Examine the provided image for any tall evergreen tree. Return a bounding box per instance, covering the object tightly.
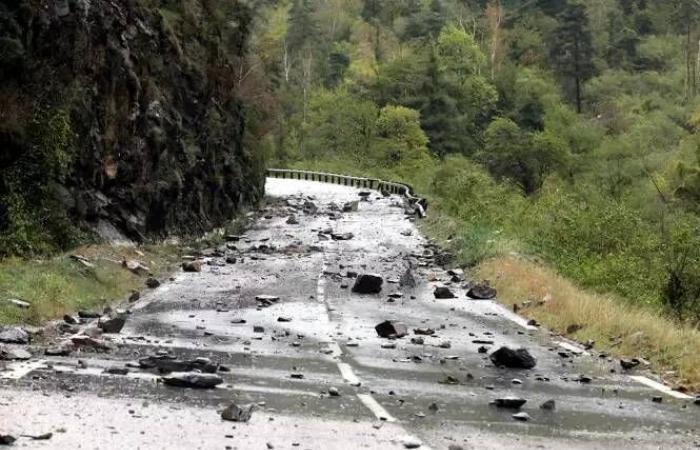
[549,3,596,113]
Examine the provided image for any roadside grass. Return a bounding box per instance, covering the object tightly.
[0,244,180,325]
[476,255,700,392]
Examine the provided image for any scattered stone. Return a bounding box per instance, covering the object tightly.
[162,373,223,389]
[104,367,129,375]
[45,343,73,356]
[527,319,540,327]
[652,396,663,403]
[230,318,246,324]
[25,432,52,441]
[2,298,30,309]
[286,215,299,225]
[433,286,456,299]
[399,268,416,288]
[123,260,150,276]
[0,435,16,445]
[477,346,489,354]
[328,387,340,397]
[146,277,160,288]
[128,291,141,303]
[182,260,203,272]
[343,201,359,212]
[381,342,397,349]
[540,400,556,410]
[70,254,94,268]
[253,326,265,333]
[99,315,127,334]
[70,336,113,351]
[448,268,465,282]
[221,403,255,422]
[290,373,304,379]
[467,282,497,300]
[511,378,523,385]
[63,314,79,324]
[413,328,435,336]
[139,355,217,373]
[575,375,593,383]
[490,347,537,369]
[225,256,237,264]
[620,359,641,370]
[694,396,700,405]
[0,346,31,360]
[375,320,408,338]
[403,438,422,449]
[448,445,465,450]
[277,317,292,323]
[411,337,425,345]
[352,274,383,294]
[493,397,527,409]
[331,232,354,241]
[78,310,101,319]
[512,412,531,421]
[0,327,29,344]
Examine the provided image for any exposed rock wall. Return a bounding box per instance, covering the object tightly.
[0,0,265,254]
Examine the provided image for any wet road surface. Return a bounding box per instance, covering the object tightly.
[1,178,699,449]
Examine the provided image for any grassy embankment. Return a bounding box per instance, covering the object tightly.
[283,158,700,392]
[0,212,253,326]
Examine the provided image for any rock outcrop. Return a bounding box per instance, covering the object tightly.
[0,0,265,254]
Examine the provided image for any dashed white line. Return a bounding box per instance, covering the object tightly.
[629,375,693,399]
[356,394,396,422]
[336,362,361,386]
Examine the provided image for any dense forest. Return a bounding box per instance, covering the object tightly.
[246,0,700,322]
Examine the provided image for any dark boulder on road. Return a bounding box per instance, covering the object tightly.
[221,403,255,422]
[490,346,537,369]
[182,260,202,272]
[139,355,218,374]
[467,282,497,300]
[493,397,527,409]
[375,320,408,339]
[352,274,383,294]
[162,373,223,389]
[0,435,16,445]
[99,315,126,334]
[434,286,456,299]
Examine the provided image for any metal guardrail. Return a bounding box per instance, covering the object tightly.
[266,168,428,218]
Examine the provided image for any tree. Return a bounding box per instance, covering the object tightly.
[478,118,568,194]
[374,105,430,166]
[549,3,597,113]
[436,24,485,82]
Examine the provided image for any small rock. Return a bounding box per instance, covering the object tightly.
[78,310,101,319]
[104,367,129,375]
[343,201,359,212]
[352,274,383,294]
[45,343,73,356]
[490,346,537,369]
[413,328,435,336]
[493,397,527,409]
[652,396,663,403]
[182,260,203,272]
[467,281,497,300]
[540,400,556,410]
[277,317,292,323]
[253,326,265,333]
[375,320,408,338]
[286,216,299,225]
[477,346,489,354]
[0,435,16,445]
[221,403,255,422]
[99,315,126,334]
[328,387,340,397]
[620,358,641,370]
[433,286,456,299]
[63,314,79,324]
[146,277,160,288]
[448,445,465,450]
[411,337,425,345]
[512,412,531,421]
[123,260,150,276]
[71,336,113,351]
[403,438,422,449]
[225,256,237,264]
[162,373,223,389]
[331,232,354,241]
[128,291,141,303]
[26,432,52,441]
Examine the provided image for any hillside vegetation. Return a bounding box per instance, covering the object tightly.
[250,0,700,388]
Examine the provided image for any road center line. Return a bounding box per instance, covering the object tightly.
[356,393,396,422]
[336,362,361,386]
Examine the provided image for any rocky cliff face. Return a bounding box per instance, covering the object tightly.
[0,0,265,254]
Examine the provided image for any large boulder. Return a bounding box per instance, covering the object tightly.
[490,347,537,369]
[352,274,383,294]
[375,320,408,339]
[434,286,456,299]
[467,282,497,300]
[0,327,29,344]
[99,315,127,334]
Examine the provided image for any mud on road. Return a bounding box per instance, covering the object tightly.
[1,178,699,449]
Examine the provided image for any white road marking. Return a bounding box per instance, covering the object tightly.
[356,394,396,422]
[629,375,694,399]
[483,301,539,331]
[555,340,589,355]
[336,362,361,386]
[0,360,45,380]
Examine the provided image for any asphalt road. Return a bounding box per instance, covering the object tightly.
[1,178,698,449]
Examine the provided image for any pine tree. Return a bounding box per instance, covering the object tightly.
[549,3,596,113]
